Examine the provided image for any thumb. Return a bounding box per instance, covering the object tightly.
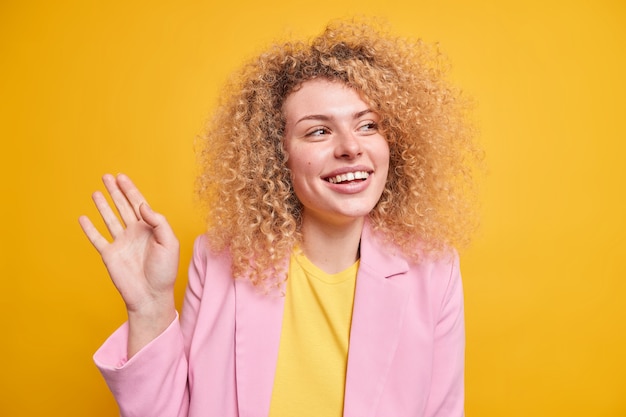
[138,203,177,245]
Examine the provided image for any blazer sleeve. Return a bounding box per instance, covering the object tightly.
[92,235,210,417]
[423,253,465,417]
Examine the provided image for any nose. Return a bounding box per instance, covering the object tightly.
[334,131,362,159]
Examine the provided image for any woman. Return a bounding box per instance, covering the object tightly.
[79,19,479,417]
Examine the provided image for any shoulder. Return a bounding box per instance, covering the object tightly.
[188,233,234,289]
[192,233,232,265]
[361,221,459,279]
[403,249,463,323]
[409,248,459,280]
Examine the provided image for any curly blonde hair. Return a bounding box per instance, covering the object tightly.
[196,18,481,287]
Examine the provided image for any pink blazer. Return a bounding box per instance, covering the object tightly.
[94,223,465,416]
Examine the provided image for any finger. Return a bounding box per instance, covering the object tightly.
[92,190,125,238]
[78,215,110,252]
[102,173,139,226]
[139,203,177,247]
[115,174,151,220]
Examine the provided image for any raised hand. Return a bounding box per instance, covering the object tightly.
[79,174,179,356]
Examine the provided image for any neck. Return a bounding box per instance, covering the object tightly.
[299,214,365,274]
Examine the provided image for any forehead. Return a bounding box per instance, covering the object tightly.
[282,79,369,119]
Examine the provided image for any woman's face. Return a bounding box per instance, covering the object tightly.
[282,78,390,227]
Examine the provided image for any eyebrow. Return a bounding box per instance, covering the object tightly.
[295,109,375,125]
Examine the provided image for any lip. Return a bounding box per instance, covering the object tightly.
[325,175,372,194]
[322,165,374,194]
[322,165,373,180]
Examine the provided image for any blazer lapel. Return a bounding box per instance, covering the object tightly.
[232,223,410,417]
[234,276,286,417]
[343,223,410,417]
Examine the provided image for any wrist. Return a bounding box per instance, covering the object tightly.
[127,297,176,328]
[126,297,177,358]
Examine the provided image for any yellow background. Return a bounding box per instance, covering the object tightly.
[1,0,625,415]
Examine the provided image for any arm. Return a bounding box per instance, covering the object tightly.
[180,234,210,356]
[424,253,466,417]
[94,316,189,417]
[82,174,190,416]
[79,173,178,356]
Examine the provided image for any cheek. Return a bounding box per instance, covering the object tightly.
[284,139,300,167]
[375,140,391,170]
[377,145,391,188]
[286,146,316,176]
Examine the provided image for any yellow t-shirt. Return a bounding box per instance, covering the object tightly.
[269,251,359,417]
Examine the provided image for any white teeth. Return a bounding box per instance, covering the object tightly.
[328,171,370,184]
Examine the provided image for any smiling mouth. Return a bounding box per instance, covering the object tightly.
[325,171,371,184]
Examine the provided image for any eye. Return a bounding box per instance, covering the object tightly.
[306,127,331,137]
[357,121,378,134]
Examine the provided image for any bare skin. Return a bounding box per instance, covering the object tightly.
[79,173,178,358]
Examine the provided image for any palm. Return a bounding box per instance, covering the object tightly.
[79,174,179,313]
[102,220,178,310]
